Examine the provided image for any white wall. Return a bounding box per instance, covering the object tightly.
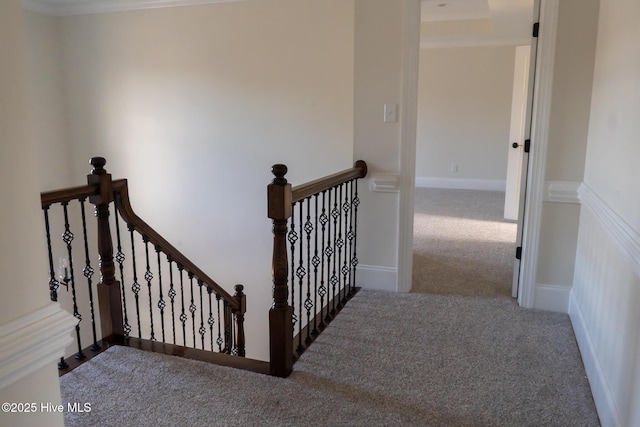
[570,0,640,425]
[0,1,68,426]
[53,0,354,361]
[353,0,405,290]
[533,0,599,312]
[415,46,515,190]
[23,11,73,190]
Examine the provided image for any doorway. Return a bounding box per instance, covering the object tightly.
[410,0,535,298]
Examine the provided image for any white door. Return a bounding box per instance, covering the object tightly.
[504,45,531,221]
[512,0,541,298]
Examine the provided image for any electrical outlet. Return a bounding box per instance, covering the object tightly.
[450,163,458,173]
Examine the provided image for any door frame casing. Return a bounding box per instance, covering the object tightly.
[397,0,560,309]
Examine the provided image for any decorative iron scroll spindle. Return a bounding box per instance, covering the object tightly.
[62,202,85,361]
[179,266,187,346]
[79,199,100,351]
[114,210,131,337]
[156,246,166,342]
[43,207,60,303]
[129,225,142,338]
[168,258,177,344]
[268,161,367,376]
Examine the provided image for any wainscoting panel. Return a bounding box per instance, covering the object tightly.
[570,185,640,427]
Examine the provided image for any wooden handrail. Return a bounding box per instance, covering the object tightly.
[41,184,99,208]
[111,179,237,305]
[291,160,368,203]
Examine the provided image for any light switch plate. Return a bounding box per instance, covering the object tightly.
[384,103,397,123]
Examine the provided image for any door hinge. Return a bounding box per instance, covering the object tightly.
[533,22,539,38]
[524,139,531,153]
[516,246,522,260]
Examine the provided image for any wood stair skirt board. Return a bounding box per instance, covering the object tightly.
[415,177,506,192]
[0,303,76,389]
[355,265,398,292]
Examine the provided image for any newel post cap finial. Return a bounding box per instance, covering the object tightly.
[271,164,288,185]
[90,157,107,175]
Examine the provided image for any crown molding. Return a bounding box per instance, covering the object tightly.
[22,0,247,16]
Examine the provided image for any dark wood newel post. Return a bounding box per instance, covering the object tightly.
[87,157,124,342]
[233,284,246,357]
[268,164,293,377]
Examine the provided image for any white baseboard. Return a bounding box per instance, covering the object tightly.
[569,293,622,427]
[0,303,77,389]
[355,265,398,292]
[533,284,571,313]
[415,176,506,191]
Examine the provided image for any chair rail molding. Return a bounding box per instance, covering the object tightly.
[544,181,582,204]
[0,303,76,389]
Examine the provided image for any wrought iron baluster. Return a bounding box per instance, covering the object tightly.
[311,194,320,337]
[155,246,166,342]
[167,257,177,344]
[79,199,99,351]
[318,191,328,328]
[346,180,355,299]
[335,184,345,310]
[304,198,313,345]
[325,188,335,322]
[114,211,131,337]
[330,187,340,317]
[216,294,223,352]
[231,312,237,356]
[143,236,155,341]
[61,202,85,360]
[43,207,60,302]
[296,202,305,353]
[223,300,232,354]
[207,288,215,351]
[128,226,142,338]
[287,205,298,332]
[178,265,187,346]
[188,273,196,348]
[351,179,361,294]
[341,182,351,304]
[198,281,205,349]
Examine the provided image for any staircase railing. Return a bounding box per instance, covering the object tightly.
[268,161,368,377]
[41,157,367,378]
[41,157,255,374]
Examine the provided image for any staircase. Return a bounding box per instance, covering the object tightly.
[40,157,367,378]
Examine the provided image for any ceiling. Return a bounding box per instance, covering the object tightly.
[421,0,534,48]
[22,0,534,48]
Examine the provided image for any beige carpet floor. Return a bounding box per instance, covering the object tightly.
[60,291,600,427]
[412,188,517,297]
